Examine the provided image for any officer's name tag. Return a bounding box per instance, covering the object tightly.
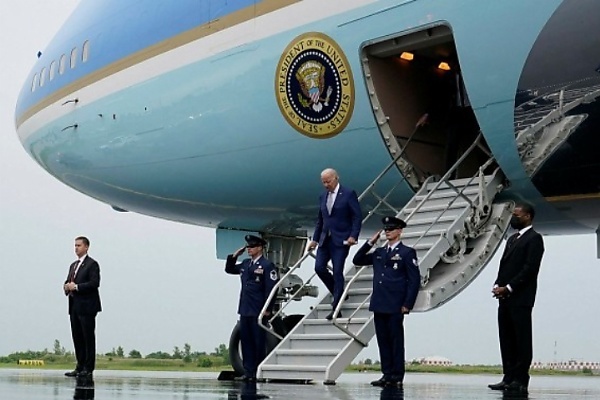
[391,254,401,260]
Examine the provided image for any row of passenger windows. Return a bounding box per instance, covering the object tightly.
[31,40,90,92]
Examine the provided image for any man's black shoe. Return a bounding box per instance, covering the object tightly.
[370,376,390,387]
[385,381,403,388]
[488,381,509,390]
[64,370,80,377]
[234,375,256,382]
[325,310,342,320]
[386,375,403,387]
[504,381,528,394]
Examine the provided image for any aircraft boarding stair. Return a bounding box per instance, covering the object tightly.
[258,145,514,383]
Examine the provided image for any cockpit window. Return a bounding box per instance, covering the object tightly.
[49,61,56,81]
[59,54,67,75]
[70,47,78,69]
[40,67,46,87]
[31,74,38,92]
[82,40,90,63]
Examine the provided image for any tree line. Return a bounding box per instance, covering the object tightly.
[0,340,230,368]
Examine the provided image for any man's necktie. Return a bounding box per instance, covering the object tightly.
[326,192,334,214]
[507,233,520,248]
[71,261,81,281]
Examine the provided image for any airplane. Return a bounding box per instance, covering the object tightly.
[14,0,600,382]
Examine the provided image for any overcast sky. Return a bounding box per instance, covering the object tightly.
[1,1,599,366]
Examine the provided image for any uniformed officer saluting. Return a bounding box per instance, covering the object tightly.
[353,216,420,388]
[225,235,279,382]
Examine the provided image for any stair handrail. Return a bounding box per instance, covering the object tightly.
[357,119,427,227]
[402,132,483,224]
[332,264,373,346]
[258,250,317,340]
[332,133,490,339]
[408,157,496,253]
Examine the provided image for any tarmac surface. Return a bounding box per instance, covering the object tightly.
[1,368,599,399]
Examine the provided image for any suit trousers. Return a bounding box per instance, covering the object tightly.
[70,312,97,372]
[498,303,533,385]
[314,237,350,309]
[239,316,266,378]
[374,312,406,380]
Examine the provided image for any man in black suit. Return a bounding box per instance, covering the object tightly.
[489,203,544,394]
[63,236,102,379]
[308,168,362,320]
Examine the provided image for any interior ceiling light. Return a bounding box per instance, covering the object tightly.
[400,52,414,61]
[438,62,451,71]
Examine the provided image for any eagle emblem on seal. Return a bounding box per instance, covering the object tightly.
[295,61,333,113]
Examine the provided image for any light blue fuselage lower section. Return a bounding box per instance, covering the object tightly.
[18,0,581,235]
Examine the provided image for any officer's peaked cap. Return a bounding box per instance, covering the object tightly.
[245,234,267,247]
[382,216,406,229]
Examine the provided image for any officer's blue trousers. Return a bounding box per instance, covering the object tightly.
[374,312,405,380]
[240,316,265,378]
[314,237,350,309]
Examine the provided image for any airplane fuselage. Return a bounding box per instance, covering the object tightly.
[15,0,600,246]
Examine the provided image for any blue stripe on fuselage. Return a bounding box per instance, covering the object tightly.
[16,0,261,119]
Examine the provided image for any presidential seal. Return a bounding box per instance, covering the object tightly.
[275,32,355,138]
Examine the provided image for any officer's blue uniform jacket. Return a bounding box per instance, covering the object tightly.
[225,255,279,317]
[353,241,420,313]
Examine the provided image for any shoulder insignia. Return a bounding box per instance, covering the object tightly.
[270,270,278,281]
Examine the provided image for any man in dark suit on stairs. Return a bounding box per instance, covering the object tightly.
[489,203,545,395]
[63,236,102,379]
[308,168,362,320]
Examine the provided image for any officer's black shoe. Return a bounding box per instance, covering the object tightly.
[234,375,256,382]
[386,376,403,387]
[370,376,390,387]
[504,381,528,394]
[325,310,342,320]
[488,381,510,390]
[64,370,80,377]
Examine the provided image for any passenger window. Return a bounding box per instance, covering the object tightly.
[82,40,89,62]
[49,61,56,81]
[59,54,67,75]
[40,67,46,87]
[31,74,38,92]
[70,47,78,69]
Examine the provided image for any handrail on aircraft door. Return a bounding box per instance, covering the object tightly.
[358,117,427,226]
[258,250,320,340]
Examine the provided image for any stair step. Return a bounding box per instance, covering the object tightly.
[425,177,491,189]
[261,364,327,371]
[415,187,478,201]
[275,349,339,356]
[403,228,446,236]
[404,201,470,214]
[314,302,368,310]
[403,215,457,226]
[302,317,369,325]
